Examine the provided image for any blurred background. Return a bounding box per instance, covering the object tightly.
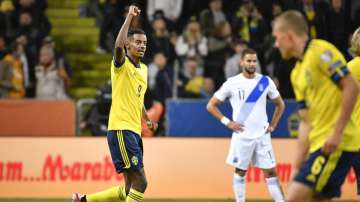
[0,0,359,201]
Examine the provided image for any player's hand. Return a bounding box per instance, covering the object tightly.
[322,133,341,155]
[227,121,244,132]
[146,120,158,132]
[265,125,275,133]
[128,5,141,17]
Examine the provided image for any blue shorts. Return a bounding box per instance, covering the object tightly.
[353,151,360,195]
[294,149,355,198]
[107,130,144,173]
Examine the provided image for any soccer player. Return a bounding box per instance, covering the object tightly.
[72,5,157,202]
[272,10,360,202]
[347,27,360,196]
[207,48,286,202]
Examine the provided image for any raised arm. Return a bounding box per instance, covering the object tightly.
[114,5,141,65]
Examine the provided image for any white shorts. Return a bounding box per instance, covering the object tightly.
[226,133,276,170]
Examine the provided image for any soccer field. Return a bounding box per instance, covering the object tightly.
[0,200,357,202]
[0,200,262,202]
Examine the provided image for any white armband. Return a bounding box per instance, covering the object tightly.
[220,116,231,126]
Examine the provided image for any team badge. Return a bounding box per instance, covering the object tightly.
[320,51,333,63]
[259,84,264,91]
[131,156,139,165]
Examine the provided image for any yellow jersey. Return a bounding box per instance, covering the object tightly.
[348,56,360,126]
[108,56,148,135]
[291,39,360,153]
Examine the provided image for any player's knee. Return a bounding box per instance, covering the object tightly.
[263,168,276,178]
[285,194,302,202]
[133,175,147,192]
[235,168,247,177]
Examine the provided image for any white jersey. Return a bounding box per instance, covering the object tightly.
[214,73,280,139]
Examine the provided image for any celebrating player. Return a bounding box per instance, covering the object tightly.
[72,5,156,202]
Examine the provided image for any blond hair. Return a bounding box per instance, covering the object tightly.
[274,10,309,35]
[351,27,360,56]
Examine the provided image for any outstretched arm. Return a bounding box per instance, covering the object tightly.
[113,5,140,65]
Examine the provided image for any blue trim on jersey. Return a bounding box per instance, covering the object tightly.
[297,100,307,109]
[330,66,349,83]
[236,76,269,124]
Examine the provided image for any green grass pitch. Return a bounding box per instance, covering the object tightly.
[0,200,264,202]
[0,200,357,202]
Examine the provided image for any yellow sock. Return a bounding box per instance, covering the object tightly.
[125,188,144,202]
[87,185,126,202]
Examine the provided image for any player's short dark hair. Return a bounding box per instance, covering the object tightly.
[128,28,146,38]
[241,48,257,59]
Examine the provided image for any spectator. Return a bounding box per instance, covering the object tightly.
[231,1,268,48]
[147,0,183,24]
[0,0,15,40]
[95,0,119,53]
[179,57,204,98]
[200,77,215,98]
[224,38,261,79]
[175,16,207,67]
[13,11,45,56]
[148,52,166,91]
[325,0,352,57]
[12,0,50,36]
[154,52,173,104]
[0,42,25,98]
[199,0,227,37]
[35,46,67,100]
[42,36,72,88]
[147,16,176,63]
[204,21,232,89]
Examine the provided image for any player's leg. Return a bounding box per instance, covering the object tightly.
[262,168,284,202]
[124,168,147,202]
[353,151,360,195]
[254,133,284,202]
[119,130,146,202]
[286,181,313,202]
[288,149,354,202]
[233,168,247,202]
[226,135,256,202]
[72,130,128,202]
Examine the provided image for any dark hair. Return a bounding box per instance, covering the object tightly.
[241,48,257,58]
[128,28,146,38]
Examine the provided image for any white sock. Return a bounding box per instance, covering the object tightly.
[265,177,284,202]
[233,173,246,202]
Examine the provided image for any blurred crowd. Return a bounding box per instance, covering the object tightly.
[82,0,360,103]
[1,0,360,135]
[0,0,72,99]
[79,0,360,136]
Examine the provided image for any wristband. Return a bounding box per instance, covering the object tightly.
[220,116,231,126]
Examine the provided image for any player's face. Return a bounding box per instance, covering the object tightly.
[128,34,147,58]
[241,53,257,74]
[272,24,293,59]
